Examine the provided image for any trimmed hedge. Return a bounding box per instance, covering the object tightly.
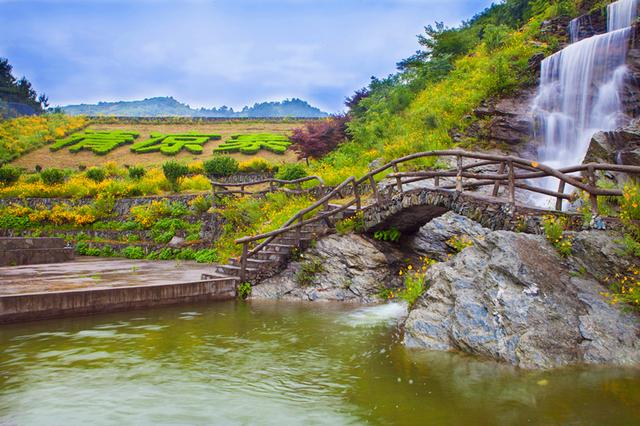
[131,133,221,156]
[50,130,139,155]
[213,133,291,155]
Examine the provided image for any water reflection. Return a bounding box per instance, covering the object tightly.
[0,300,638,425]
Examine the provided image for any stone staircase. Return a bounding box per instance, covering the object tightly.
[0,237,74,267]
[202,206,357,283]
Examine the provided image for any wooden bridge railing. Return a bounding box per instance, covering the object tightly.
[210,175,325,206]
[234,150,640,281]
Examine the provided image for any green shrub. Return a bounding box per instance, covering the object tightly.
[446,235,473,253]
[335,211,365,235]
[203,156,239,177]
[189,195,211,215]
[237,282,252,300]
[40,168,66,185]
[374,227,401,242]
[85,167,106,182]
[0,166,21,185]
[121,245,145,259]
[194,248,218,263]
[175,248,196,260]
[153,230,175,244]
[295,258,324,286]
[275,163,307,181]
[162,161,189,192]
[542,215,572,257]
[128,166,146,180]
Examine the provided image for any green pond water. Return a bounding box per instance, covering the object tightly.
[1,300,639,425]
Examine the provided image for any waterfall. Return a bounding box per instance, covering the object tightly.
[569,18,580,43]
[609,0,638,30]
[532,0,638,176]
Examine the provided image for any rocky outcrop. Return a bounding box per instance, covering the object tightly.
[404,218,640,369]
[467,88,538,157]
[408,211,490,261]
[251,234,403,303]
[584,120,640,167]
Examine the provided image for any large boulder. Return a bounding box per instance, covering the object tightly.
[251,234,403,303]
[408,211,490,261]
[404,228,640,369]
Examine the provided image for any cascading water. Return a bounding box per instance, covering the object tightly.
[531,0,638,204]
[609,0,638,30]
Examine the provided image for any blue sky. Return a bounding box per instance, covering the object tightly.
[0,0,494,112]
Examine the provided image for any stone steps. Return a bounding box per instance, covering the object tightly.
[0,238,74,267]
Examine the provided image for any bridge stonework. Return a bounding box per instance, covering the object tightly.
[362,187,584,234]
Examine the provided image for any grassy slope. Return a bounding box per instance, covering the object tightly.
[310,5,574,185]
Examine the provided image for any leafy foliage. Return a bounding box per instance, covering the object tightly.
[128,166,145,180]
[289,115,348,159]
[237,282,252,300]
[162,161,189,192]
[203,156,239,177]
[374,228,401,242]
[275,163,307,181]
[85,167,106,183]
[40,168,66,185]
[0,165,21,185]
[542,215,572,257]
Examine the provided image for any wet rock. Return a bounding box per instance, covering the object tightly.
[584,121,640,167]
[251,234,403,303]
[404,229,640,369]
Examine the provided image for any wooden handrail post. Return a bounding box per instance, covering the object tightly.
[456,155,463,192]
[211,183,217,209]
[434,175,440,188]
[507,160,515,212]
[392,163,403,193]
[352,180,361,211]
[587,165,598,215]
[240,242,248,283]
[295,216,303,243]
[492,162,505,197]
[555,180,566,211]
[369,174,381,204]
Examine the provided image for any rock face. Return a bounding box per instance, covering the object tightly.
[404,221,640,369]
[251,234,403,303]
[584,120,640,167]
[470,87,538,157]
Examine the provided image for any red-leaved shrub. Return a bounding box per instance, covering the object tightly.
[290,114,349,159]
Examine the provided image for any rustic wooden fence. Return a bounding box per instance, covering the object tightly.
[233,150,640,281]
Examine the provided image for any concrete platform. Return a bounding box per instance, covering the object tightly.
[0,257,236,323]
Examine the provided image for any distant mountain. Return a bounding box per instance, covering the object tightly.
[60,97,329,118]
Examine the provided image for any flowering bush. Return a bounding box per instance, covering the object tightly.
[0,114,88,164]
[383,257,437,306]
[601,266,640,312]
[542,215,572,257]
[446,234,473,253]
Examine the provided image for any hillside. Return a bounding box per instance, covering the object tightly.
[61,97,329,118]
